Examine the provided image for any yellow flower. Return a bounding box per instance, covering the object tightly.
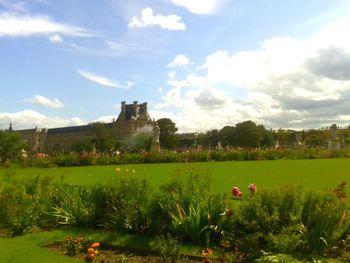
[115,168,121,173]
[125,169,129,173]
[94,250,99,255]
[132,169,136,173]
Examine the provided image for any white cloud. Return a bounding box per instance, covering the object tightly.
[128,7,186,31]
[0,0,27,13]
[168,54,190,68]
[24,95,65,108]
[0,110,85,130]
[168,70,176,79]
[153,16,350,132]
[77,70,133,89]
[169,0,224,15]
[49,34,63,43]
[0,12,92,38]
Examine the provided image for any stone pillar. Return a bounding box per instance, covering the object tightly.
[328,124,341,150]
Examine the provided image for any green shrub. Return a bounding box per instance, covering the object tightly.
[0,175,55,236]
[54,154,80,167]
[301,190,350,254]
[255,252,299,263]
[51,185,97,227]
[105,174,153,234]
[150,233,183,263]
[226,186,350,258]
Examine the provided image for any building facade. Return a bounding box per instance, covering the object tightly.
[15,101,159,154]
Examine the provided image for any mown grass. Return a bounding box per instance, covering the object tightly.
[0,228,201,263]
[1,158,350,196]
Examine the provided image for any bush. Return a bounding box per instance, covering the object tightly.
[54,154,80,167]
[51,185,97,227]
[226,186,350,258]
[105,174,154,234]
[0,175,55,236]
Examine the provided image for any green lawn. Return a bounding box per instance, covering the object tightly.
[1,158,350,196]
[0,228,202,263]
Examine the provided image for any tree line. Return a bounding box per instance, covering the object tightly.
[1,119,350,164]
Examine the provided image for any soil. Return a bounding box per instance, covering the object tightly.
[44,242,203,263]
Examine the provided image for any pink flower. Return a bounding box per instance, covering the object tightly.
[248,183,257,193]
[231,187,243,198]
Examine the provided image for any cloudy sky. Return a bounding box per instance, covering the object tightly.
[1,0,350,132]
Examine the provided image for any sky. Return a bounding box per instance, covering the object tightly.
[1,0,350,132]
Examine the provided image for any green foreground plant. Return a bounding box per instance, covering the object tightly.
[1,168,350,261]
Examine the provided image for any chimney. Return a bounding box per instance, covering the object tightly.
[121,101,126,114]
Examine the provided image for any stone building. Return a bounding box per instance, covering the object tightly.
[15,101,158,154]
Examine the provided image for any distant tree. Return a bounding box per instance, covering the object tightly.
[197,129,220,148]
[304,130,328,147]
[0,130,26,164]
[219,126,235,146]
[275,129,296,146]
[233,121,263,147]
[157,118,178,149]
[258,125,274,147]
[72,140,94,153]
[125,132,152,152]
[88,122,115,152]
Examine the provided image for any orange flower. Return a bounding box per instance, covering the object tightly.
[89,253,95,258]
[91,242,100,248]
[87,247,94,253]
[202,248,213,257]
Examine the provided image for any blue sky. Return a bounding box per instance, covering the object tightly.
[1,0,350,132]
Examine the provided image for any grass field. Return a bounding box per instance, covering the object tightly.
[1,158,350,196]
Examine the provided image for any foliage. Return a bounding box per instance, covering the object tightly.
[300,189,350,254]
[88,122,116,152]
[255,252,299,263]
[0,130,26,165]
[227,186,350,259]
[234,120,264,147]
[157,118,178,149]
[1,165,350,261]
[150,233,183,263]
[105,174,154,234]
[0,175,55,236]
[52,186,97,227]
[64,236,86,256]
[124,132,152,152]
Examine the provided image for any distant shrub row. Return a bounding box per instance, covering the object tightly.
[16,148,350,167]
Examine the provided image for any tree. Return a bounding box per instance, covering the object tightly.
[275,129,296,146]
[88,123,115,152]
[304,130,328,147]
[219,126,235,146]
[125,132,152,152]
[0,130,26,164]
[233,121,263,147]
[157,118,178,149]
[72,140,94,153]
[258,125,274,147]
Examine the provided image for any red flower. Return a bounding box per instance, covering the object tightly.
[231,187,243,198]
[248,183,257,193]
